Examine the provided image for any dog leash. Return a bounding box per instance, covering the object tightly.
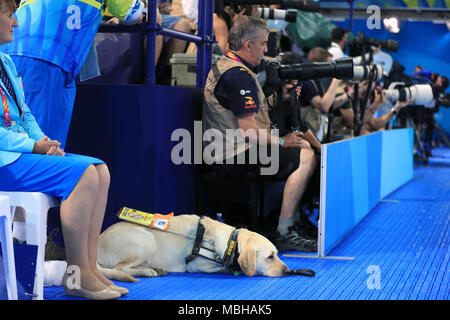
[285,269,316,277]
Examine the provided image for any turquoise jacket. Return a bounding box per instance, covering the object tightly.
[0,52,45,168]
[1,0,144,78]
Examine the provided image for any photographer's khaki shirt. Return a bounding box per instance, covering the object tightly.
[203,55,271,163]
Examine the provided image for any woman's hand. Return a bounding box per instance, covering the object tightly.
[46,145,65,156]
[32,136,65,156]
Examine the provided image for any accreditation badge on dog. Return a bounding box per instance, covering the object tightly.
[117,207,173,231]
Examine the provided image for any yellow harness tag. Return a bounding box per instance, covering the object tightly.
[117,207,173,231]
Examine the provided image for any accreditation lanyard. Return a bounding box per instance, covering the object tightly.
[1,86,24,128]
[225,51,244,64]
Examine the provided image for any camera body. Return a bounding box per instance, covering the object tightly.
[438,92,450,107]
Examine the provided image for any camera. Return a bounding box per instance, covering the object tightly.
[383,82,437,107]
[255,7,297,22]
[265,57,383,88]
[353,31,399,52]
[214,0,321,13]
[438,92,450,107]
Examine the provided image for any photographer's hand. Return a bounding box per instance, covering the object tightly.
[372,45,382,54]
[394,98,414,110]
[281,132,310,149]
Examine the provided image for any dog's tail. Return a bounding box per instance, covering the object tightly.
[97,262,139,283]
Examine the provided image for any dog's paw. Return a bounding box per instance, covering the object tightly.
[153,268,167,276]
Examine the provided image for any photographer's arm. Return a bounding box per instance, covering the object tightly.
[363,89,383,130]
[237,113,308,148]
[332,93,349,110]
[237,113,277,145]
[213,13,229,53]
[302,129,321,153]
[311,78,342,113]
[340,107,355,128]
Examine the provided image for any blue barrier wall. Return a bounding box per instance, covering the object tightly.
[319,128,414,256]
[66,84,203,230]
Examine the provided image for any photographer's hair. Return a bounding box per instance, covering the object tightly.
[228,16,268,51]
[0,0,17,12]
[331,27,347,43]
[307,47,332,63]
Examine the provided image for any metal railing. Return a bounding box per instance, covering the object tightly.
[98,0,215,88]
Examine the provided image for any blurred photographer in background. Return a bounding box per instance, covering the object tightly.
[298,47,343,142]
[157,1,193,62]
[361,88,413,136]
[328,26,381,64]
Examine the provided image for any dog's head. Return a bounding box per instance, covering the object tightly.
[237,229,289,277]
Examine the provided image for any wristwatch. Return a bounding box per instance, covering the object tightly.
[278,137,285,146]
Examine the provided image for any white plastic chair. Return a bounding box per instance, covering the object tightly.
[0,192,59,300]
[0,195,18,300]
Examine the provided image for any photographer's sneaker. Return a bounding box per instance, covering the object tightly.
[296,217,318,240]
[275,226,317,253]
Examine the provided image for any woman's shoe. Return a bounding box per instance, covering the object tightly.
[62,273,121,300]
[108,285,129,295]
[63,286,121,300]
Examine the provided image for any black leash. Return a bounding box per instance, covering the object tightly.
[285,269,316,277]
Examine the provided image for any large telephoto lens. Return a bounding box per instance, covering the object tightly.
[278,57,354,81]
[353,64,383,81]
[384,83,434,106]
[256,8,297,22]
[220,0,320,11]
[356,32,399,52]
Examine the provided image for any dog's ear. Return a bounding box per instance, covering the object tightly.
[238,243,257,277]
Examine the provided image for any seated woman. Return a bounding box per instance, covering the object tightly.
[0,0,126,300]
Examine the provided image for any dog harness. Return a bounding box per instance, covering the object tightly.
[185,217,242,275]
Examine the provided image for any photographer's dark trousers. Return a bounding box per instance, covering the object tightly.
[212,144,321,205]
[212,145,300,180]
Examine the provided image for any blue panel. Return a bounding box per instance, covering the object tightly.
[323,129,413,255]
[66,85,203,230]
[380,129,414,198]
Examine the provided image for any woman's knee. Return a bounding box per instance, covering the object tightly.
[79,164,100,195]
[94,164,111,190]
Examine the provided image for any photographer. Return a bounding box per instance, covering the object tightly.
[298,47,343,142]
[267,52,322,152]
[328,26,381,64]
[202,16,317,252]
[361,88,413,136]
[157,1,193,63]
[399,70,449,156]
[328,83,355,140]
[267,51,322,239]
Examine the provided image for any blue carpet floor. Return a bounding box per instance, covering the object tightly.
[44,148,450,300]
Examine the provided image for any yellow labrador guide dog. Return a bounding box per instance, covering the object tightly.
[97,207,290,281]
